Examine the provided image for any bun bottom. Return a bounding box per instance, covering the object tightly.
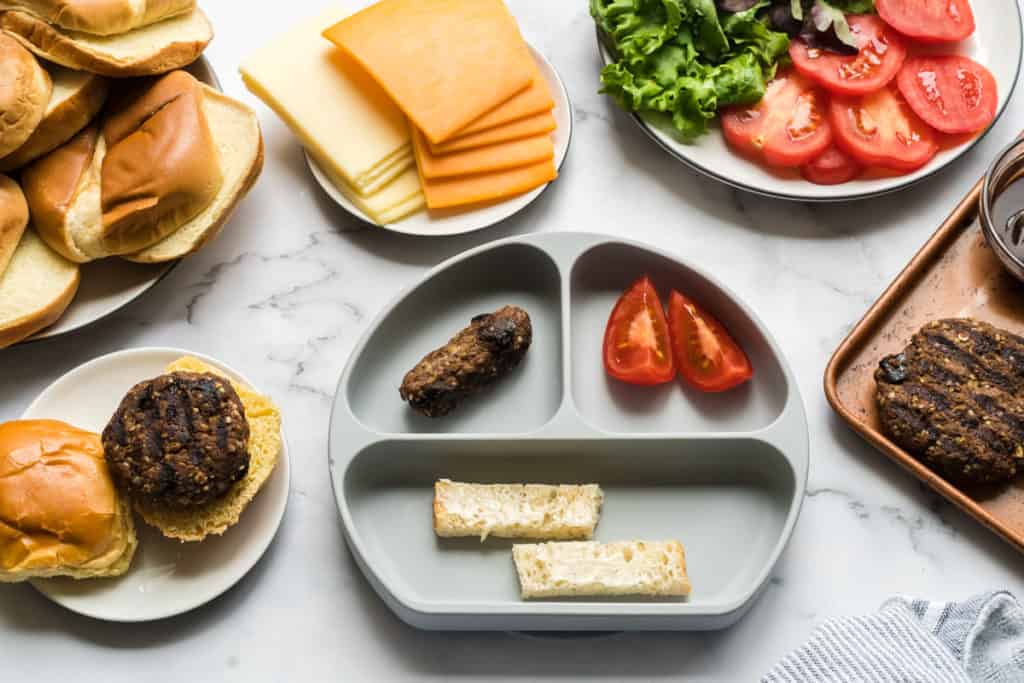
[134,357,281,543]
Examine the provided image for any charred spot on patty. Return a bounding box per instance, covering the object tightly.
[875,319,1024,486]
[399,306,532,418]
[102,372,251,508]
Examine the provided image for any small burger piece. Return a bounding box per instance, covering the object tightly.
[104,357,282,543]
[400,305,533,417]
[103,371,251,509]
[0,420,137,582]
[876,318,1024,486]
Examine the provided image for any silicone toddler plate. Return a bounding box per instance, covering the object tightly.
[329,232,808,630]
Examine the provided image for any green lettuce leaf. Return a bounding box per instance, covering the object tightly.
[593,0,789,141]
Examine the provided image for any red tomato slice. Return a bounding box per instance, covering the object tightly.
[790,15,907,97]
[802,145,863,185]
[830,86,939,172]
[896,56,998,135]
[877,0,975,43]
[666,291,752,393]
[603,276,675,386]
[721,71,832,168]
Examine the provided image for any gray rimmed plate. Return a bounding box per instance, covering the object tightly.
[329,232,808,631]
[306,44,572,236]
[595,1,1022,202]
[20,57,221,345]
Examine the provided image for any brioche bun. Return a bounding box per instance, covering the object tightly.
[0,34,51,158]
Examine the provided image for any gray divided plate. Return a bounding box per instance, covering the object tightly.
[329,232,808,631]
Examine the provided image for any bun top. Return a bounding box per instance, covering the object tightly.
[99,70,223,254]
[0,34,51,158]
[0,420,124,575]
[0,0,196,35]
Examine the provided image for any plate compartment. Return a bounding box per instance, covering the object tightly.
[331,232,808,631]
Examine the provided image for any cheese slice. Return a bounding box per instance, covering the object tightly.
[323,0,536,144]
[316,153,425,224]
[413,128,553,180]
[420,158,556,209]
[429,111,556,155]
[456,76,554,136]
[240,8,411,195]
[359,147,414,196]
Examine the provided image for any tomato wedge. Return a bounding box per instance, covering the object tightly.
[896,56,997,135]
[667,291,752,393]
[603,276,675,385]
[877,0,975,44]
[790,15,907,97]
[721,71,832,168]
[830,86,939,173]
[802,145,862,185]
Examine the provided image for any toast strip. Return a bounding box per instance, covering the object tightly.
[512,541,692,599]
[433,479,603,541]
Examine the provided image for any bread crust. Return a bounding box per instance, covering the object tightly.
[0,174,28,278]
[0,66,107,172]
[0,34,51,158]
[0,230,79,348]
[0,8,212,77]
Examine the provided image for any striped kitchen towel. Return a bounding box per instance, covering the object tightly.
[763,592,1024,682]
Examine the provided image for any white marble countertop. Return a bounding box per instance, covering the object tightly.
[3,1,1024,680]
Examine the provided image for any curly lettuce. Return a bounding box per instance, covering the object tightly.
[593,0,790,141]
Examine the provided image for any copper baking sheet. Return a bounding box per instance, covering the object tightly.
[825,177,1024,554]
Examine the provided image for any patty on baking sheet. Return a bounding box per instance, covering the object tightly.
[875,318,1024,486]
[102,372,251,508]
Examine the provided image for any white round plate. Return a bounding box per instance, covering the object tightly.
[20,348,290,622]
[306,44,573,235]
[597,2,1022,202]
[21,57,221,345]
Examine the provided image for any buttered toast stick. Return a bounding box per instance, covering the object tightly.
[433,480,603,541]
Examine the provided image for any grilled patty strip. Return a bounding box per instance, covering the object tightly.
[399,306,533,418]
[103,372,251,508]
[876,319,1024,485]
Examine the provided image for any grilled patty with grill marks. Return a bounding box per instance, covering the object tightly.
[102,371,251,508]
[876,318,1024,485]
[400,306,532,418]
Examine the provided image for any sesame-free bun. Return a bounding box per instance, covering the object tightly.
[0,0,194,35]
[0,227,79,349]
[0,34,51,158]
[0,7,212,77]
[133,356,282,543]
[0,63,107,172]
[0,419,137,582]
[0,174,28,278]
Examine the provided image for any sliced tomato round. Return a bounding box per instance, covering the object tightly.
[603,276,675,386]
[802,145,863,185]
[830,86,939,173]
[790,15,907,97]
[877,0,975,44]
[896,56,998,135]
[666,291,752,393]
[721,71,832,168]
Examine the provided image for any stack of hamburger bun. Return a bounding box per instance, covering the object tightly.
[0,356,282,582]
[0,1,263,349]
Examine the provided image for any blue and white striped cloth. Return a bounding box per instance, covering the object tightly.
[763,592,1024,682]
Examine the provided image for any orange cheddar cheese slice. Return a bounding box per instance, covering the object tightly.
[420,158,557,210]
[429,111,556,155]
[456,76,554,136]
[323,0,535,144]
[412,128,553,180]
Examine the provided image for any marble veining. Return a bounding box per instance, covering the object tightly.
[1,1,1024,680]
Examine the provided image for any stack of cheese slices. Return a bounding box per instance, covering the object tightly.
[0,1,264,348]
[241,0,558,226]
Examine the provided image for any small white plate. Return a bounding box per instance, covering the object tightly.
[306,45,573,236]
[20,348,290,622]
[596,1,1023,202]
[20,57,221,345]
